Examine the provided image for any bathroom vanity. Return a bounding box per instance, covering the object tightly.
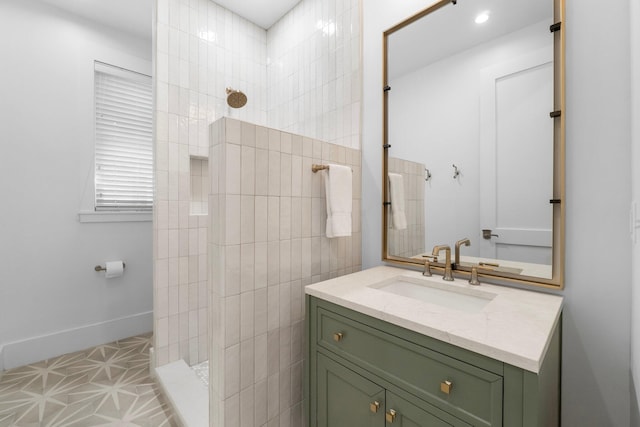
[306,0,566,423]
[305,266,563,426]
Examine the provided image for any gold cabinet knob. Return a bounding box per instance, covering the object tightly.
[333,332,344,342]
[369,400,381,413]
[440,380,453,395]
[385,409,397,423]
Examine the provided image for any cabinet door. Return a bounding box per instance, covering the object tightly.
[317,353,385,427]
[385,391,471,427]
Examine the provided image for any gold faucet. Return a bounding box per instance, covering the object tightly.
[454,238,470,267]
[432,245,454,281]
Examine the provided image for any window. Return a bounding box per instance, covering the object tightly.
[94,61,153,212]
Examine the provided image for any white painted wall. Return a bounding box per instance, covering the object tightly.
[631,0,640,420]
[561,1,631,424]
[363,0,632,425]
[0,0,153,370]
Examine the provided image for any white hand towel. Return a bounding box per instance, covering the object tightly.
[323,164,352,238]
[388,173,407,230]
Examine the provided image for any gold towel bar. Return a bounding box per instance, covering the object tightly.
[312,164,352,173]
[312,164,330,173]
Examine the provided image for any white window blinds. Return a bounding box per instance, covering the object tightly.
[94,61,153,211]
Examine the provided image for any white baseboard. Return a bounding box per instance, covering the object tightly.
[0,345,4,379]
[2,311,153,371]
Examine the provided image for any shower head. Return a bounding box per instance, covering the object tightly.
[226,87,247,108]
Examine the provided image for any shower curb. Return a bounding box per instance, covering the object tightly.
[155,359,209,427]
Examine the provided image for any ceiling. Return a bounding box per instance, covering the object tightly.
[37,0,299,40]
[215,0,301,29]
[38,0,153,40]
[388,0,553,80]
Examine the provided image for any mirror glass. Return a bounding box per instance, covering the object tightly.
[383,0,563,286]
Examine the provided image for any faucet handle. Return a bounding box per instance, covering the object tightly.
[423,260,432,277]
[469,266,480,286]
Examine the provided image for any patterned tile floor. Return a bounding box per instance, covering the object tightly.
[0,334,178,427]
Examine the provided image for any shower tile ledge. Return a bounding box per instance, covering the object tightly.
[155,360,208,427]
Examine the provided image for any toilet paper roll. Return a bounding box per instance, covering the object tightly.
[105,261,124,279]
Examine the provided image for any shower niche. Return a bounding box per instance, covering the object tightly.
[190,156,209,216]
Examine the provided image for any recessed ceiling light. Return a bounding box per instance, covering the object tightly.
[475,11,490,24]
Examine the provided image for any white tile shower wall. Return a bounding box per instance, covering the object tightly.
[154,0,268,368]
[155,0,363,371]
[388,157,425,258]
[209,118,362,426]
[267,0,362,149]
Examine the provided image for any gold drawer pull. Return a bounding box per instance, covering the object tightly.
[369,400,381,413]
[440,380,453,395]
[333,332,344,342]
[386,409,396,423]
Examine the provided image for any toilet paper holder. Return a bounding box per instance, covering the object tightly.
[95,263,126,272]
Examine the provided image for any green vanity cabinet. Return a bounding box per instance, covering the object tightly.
[306,296,561,427]
[316,353,384,427]
[384,389,472,427]
[317,352,470,427]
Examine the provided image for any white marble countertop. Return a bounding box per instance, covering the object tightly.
[305,266,563,373]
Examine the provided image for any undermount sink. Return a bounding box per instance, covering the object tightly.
[368,276,496,313]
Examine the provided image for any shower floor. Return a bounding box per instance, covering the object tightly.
[191,360,209,387]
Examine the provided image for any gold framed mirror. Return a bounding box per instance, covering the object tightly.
[382,0,565,289]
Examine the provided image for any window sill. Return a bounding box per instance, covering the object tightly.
[78,211,152,223]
